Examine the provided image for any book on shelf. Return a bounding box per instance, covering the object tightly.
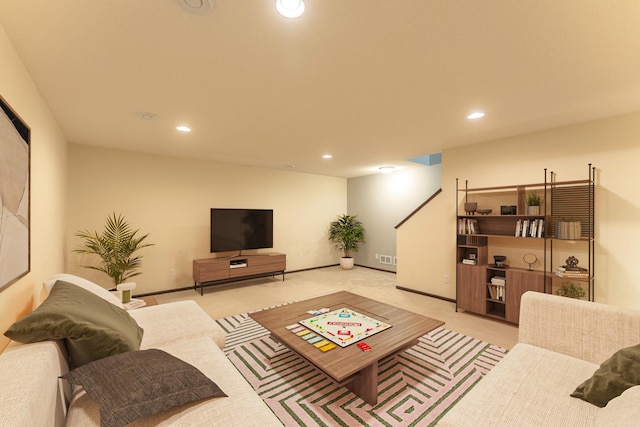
[556,273,589,279]
[488,284,505,301]
[515,218,544,238]
[557,265,588,272]
[488,285,497,300]
[458,218,481,235]
[123,299,147,310]
[491,276,506,285]
[555,272,589,278]
[555,271,589,278]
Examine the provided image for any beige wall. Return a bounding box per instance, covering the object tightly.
[66,144,346,294]
[398,112,640,308]
[0,26,68,350]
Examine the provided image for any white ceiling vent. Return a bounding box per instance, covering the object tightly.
[177,0,214,15]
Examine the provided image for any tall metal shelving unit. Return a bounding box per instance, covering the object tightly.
[544,164,596,301]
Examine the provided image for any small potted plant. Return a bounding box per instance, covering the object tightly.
[525,192,541,215]
[74,213,154,288]
[328,214,365,270]
[555,282,587,299]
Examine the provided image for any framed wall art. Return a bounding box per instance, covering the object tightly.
[0,95,30,289]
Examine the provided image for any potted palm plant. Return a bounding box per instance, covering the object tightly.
[328,214,365,270]
[74,213,154,288]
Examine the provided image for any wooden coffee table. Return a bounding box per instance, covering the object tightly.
[249,291,444,405]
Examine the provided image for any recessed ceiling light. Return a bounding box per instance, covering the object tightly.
[467,112,485,120]
[176,125,191,132]
[322,154,333,159]
[379,166,395,174]
[276,0,305,18]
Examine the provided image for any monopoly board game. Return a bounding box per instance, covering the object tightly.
[298,307,392,347]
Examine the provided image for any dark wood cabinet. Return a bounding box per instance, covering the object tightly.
[193,252,286,295]
[505,269,544,323]
[455,165,595,324]
[456,264,487,315]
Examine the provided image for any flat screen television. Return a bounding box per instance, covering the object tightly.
[210,208,273,253]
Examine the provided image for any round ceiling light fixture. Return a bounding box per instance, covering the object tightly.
[276,0,306,18]
[176,125,191,132]
[379,166,395,174]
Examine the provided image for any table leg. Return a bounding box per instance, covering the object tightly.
[345,362,378,406]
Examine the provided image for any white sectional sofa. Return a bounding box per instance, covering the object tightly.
[0,274,282,427]
[438,291,640,426]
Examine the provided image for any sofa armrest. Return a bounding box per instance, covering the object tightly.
[518,291,640,364]
[0,341,70,427]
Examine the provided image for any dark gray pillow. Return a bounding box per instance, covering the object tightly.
[571,343,640,407]
[4,280,143,367]
[61,349,226,427]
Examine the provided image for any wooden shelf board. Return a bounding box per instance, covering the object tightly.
[459,178,592,193]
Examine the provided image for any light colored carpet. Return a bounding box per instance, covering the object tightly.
[217,311,507,426]
[153,266,518,350]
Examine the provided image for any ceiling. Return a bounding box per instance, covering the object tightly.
[1,1,639,178]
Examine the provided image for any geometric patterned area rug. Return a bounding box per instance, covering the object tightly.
[216,311,507,427]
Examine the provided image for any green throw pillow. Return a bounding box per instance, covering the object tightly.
[571,343,640,407]
[4,280,143,367]
[61,349,226,427]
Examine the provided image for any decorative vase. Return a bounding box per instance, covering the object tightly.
[116,282,136,303]
[555,222,582,240]
[340,257,355,270]
[464,202,477,215]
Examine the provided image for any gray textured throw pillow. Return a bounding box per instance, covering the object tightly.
[61,348,226,427]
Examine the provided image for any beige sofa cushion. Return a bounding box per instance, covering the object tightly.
[129,300,226,349]
[438,343,601,427]
[594,385,640,427]
[65,337,282,426]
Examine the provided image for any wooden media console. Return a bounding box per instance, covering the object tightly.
[193,252,286,295]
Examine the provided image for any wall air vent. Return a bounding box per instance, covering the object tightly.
[380,255,393,265]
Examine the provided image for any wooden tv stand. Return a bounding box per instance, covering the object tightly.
[192,252,286,295]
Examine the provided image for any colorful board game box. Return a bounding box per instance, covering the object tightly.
[298,307,392,347]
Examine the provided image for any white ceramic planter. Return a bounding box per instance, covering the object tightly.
[527,206,540,215]
[340,257,355,270]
